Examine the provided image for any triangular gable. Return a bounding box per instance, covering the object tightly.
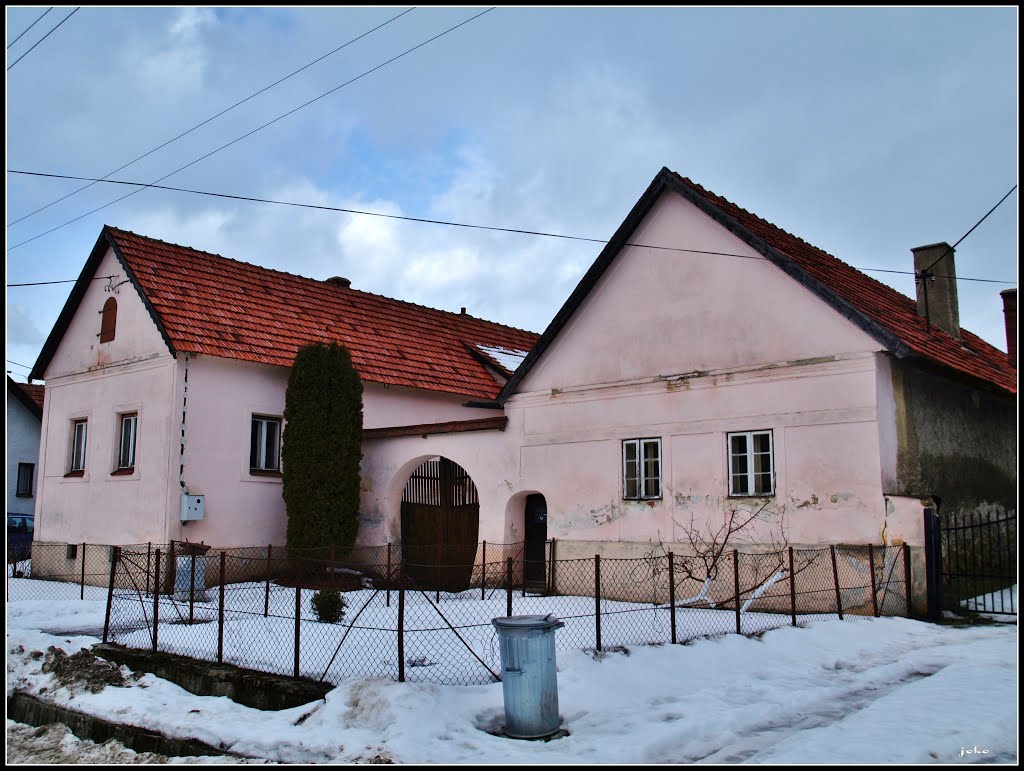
[498,167,1014,402]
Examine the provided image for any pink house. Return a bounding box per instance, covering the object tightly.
[29,168,1016,596]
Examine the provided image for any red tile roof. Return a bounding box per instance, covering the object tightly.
[669,171,1016,395]
[7,376,44,418]
[106,228,539,400]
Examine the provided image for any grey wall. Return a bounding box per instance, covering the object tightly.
[7,392,42,516]
[890,359,1016,519]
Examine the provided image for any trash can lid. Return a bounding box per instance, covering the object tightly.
[176,541,211,555]
[492,614,563,630]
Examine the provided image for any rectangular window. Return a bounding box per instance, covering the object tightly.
[728,430,774,496]
[250,415,281,472]
[70,419,88,472]
[118,413,138,470]
[16,463,34,497]
[623,438,661,500]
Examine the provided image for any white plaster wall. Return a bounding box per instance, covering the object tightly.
[7,393,41,516]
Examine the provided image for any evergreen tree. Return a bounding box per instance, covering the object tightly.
[283,343,364,551]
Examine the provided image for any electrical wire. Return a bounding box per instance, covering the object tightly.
[7,8,52,50]
[6,7,495,250]
[6,360,33,371]
[6,170,1016,287]
[8,273,115,287]
[919,185,1018,276]
[7,7,78,71]
[7,7,416,227]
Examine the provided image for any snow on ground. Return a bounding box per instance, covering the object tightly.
[6,582,1018,764]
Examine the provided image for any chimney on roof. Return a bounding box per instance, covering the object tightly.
[1000,288,1016,368]
[912,242,960,339]
[326,276,351,289]
[460,307,467,315]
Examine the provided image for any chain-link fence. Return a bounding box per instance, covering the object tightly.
[94,541,914,687]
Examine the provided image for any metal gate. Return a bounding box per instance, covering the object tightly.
[926,508,1017,617]
[400,458,479,592]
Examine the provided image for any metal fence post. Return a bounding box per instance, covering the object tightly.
[789,546,797,626]
[595,554,602,652]
[398,561,406,683]
[264,544,272,617]
[189,554,196,624]
[903,543,912,618]
[146,541,152,596]
[668,552,677,645]
[733,550,741,635]
[868,544,879,617]
[831,545,844,620]
[218,552,226,664]
[923,507,943,620]
[80,542,86,599]
[550,538,557,595]
[481,541,487,600]
[166,541,176,597]
[506,557,513,618]
[386,542,392,608]
[294,557,302,679]
[152,548,161,652]
[103,546,120,644]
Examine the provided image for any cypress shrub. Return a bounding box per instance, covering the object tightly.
[283,343,364,553]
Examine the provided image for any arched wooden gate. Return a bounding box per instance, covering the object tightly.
[400,457,479,591]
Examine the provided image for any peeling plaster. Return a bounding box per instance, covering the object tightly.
[796,494,820,509]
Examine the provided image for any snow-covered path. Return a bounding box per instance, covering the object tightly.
[6,590,1017,764]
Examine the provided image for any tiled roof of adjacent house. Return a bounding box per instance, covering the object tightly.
[668,171,1016,395]
[499,168,1016,401]
[7,376,45,418]
[105,227,539,400]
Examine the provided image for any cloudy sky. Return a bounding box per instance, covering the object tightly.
[5,6,1018,382]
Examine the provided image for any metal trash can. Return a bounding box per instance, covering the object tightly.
[174,542,211,602]
[491,614,565,739]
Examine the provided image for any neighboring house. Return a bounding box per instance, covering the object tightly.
[29,169,1016,607]
[7,376,44,519]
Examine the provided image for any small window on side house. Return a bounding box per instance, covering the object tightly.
[728,430,775,496]
[623,438,662,500]
[250,415,281,472]
[16,463,34,497]
[99,297,117,343]
[69,419,88,473]
[117,413,138,471]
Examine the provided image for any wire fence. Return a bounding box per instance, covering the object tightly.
[4,539,913,687]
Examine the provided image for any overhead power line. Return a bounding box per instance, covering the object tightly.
[7,6,416,227]
[6,7,495,251]
[7,7,78,71]
[8,273,115,287]
[919,184,1018,276]
[7,7,52,49]
[6,360,33,371]
[6,171,1016,287]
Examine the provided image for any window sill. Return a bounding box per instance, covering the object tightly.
[623,497,663,502]
[727,493,775,499]
[249,469,282,477]
[64,470,85,478]
[111,468,135,476]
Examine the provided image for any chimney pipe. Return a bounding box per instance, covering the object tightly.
[1000,288,1016,368]
[912,242,960,338]
[325,276,351,289]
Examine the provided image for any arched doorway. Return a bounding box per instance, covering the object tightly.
[400,457,479,591]
[524,494,548,587]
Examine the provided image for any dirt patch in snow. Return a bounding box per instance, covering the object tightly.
[41,646,128,694]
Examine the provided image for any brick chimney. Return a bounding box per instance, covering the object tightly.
[912,242,960,338]
[1000,288,1016,368]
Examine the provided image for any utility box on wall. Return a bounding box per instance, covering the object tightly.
[180,494,205,522]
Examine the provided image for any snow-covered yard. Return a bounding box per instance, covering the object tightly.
[6,580,1018,764]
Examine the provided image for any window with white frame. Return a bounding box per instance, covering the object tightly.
[250,415,282,472]
[728,430,774,496]
[623,438,662,500]
[117,413,138,470]
[69,419,88,472]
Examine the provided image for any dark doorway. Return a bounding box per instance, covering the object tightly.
[400,457,480,592]
[524,493,547,587]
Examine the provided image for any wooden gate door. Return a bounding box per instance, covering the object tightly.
[400,458,479,591]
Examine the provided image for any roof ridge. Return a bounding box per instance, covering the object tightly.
[106,226,540,338]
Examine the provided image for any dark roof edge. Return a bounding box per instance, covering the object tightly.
[7,376,43,420]
[106,229,178,359]
[30,227,175,380]
[363,415,507,440]
[496,172,670,404]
